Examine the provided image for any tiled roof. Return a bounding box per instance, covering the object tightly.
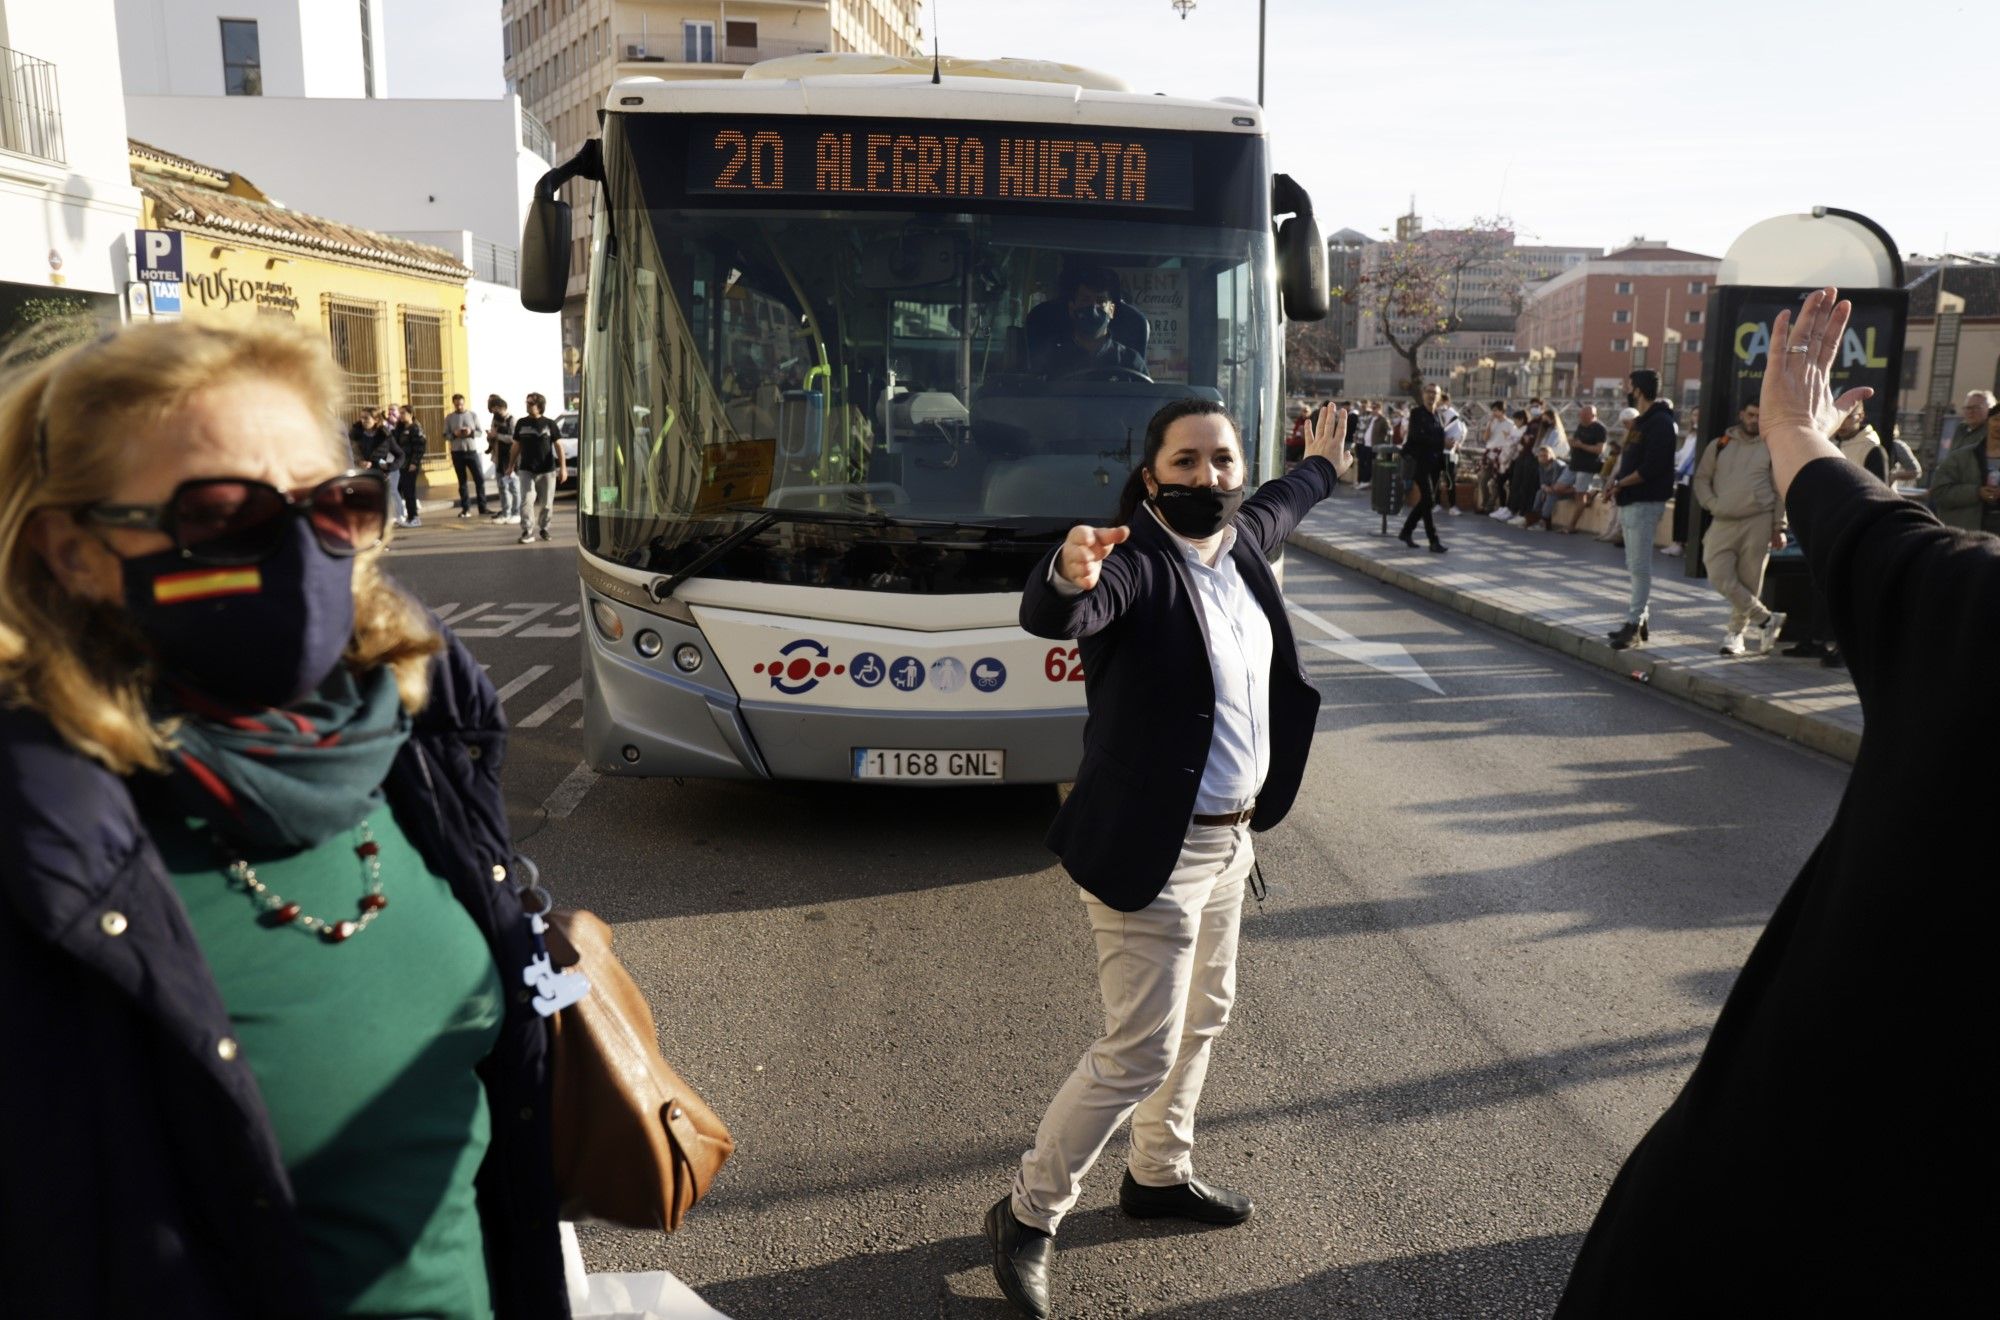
[128,138,233,188]
[1907,264,2000,319]
[133,166,471,281]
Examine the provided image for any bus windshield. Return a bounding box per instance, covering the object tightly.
[581,113,1278,593]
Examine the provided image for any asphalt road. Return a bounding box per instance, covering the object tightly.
[383,493,1850,1319]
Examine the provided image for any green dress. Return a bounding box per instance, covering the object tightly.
[148,799,504,1320]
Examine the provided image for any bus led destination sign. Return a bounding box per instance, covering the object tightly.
[688,121,1193,209]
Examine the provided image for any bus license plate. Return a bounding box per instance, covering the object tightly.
[852,749,1005,781]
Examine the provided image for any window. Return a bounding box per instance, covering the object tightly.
[1900,349,1923,392]
[1612,309,1631,324]
[1686,309,1703,325]
[1611,338,1629,353]
[1687,338,1703,355]
[726,20,758,50]
[683,20,715,62]
[1614,280,1633,295]
[1688,280,1707,295]
[221,19,262,95]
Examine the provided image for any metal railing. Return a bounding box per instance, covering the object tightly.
[471,237,520,289]
[615,34,825,65]
[0,45,65,164]
[520,107,554,165]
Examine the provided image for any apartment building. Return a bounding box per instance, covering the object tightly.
[1514,241,1721,403]
[502,0,923,359]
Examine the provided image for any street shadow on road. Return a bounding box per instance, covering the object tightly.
[541,776,1062,920]
[1144,1230,1587,1319]
[690,1207,1304,1320]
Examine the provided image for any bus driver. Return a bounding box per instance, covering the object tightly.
[1028,264,1150,379]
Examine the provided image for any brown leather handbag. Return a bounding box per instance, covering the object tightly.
[543,908,735,1232]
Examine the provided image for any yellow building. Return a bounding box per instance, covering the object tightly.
[129,140,473,447]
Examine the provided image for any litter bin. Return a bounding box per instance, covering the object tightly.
[1369,442,1405,532]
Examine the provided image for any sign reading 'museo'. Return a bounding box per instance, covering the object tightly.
[687,120,1193,209]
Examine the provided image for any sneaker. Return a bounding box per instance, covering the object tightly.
[457,509,472,519]
[505,515,523,524]
[1719,632,1746,657]
[1447,507,1462,516]
[1751,612,1787,655]
[489,513,509,522]
[1661,544,1683,557]
[539,529,551,541]
[518,534,535,545]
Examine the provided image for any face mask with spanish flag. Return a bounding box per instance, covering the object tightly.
[119,517,356,710]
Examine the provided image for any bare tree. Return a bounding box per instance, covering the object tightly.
[1354,218,1521,400]
[1284,316,1344,387]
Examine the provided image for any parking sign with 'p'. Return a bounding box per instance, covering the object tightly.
[135,229,183,283]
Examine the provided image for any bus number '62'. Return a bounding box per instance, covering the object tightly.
[1044,647,1086,682]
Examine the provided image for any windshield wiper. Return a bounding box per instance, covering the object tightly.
[649,504,896,600]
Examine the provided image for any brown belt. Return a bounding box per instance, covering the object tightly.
[1192,804,1256,827]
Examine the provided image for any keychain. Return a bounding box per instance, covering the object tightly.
[513,856,590,1018]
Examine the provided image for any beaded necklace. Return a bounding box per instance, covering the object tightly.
[218,819,389,943]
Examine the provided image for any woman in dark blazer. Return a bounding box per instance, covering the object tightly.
[983,397,1351,1320]
[1399,384,1449,551]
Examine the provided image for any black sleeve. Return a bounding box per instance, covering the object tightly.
[1639,425,1674,487]
[1020,540,1143,640]
[1233,455,1337,559]
[1788,455,2000,703]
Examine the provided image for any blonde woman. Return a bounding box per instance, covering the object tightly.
[0,321,565,1318]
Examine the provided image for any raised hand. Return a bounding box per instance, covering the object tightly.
[1304,403,1351,470]
[1057,524,1131,591]
[1762,287,1875,439]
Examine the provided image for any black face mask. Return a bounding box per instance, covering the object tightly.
[1150,482,1245,539]
[116,517,356,709]
[1072,304,1111,338]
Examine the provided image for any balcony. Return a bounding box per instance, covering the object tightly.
[616,34,826,70]
[0,45,65,165]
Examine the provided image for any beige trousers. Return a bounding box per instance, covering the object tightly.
[1010,823,1253,1234]
[1704,512,1778,632]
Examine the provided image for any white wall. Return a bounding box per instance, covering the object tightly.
[115,0,372,99]
[465,275,564,419]
[1,0,143,297]
[121,94,537,250]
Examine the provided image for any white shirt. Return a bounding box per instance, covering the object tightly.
[1439,406,1466,449]
[1046,505,1274,814]
[1485,417,1513,457]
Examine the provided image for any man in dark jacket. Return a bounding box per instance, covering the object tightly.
[348,406,391,470]
[1605,369,1676,648]
[1397,384,1449,552]
[391,405,428,527]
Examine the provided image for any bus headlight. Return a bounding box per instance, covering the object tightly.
[590,600,623,641]
[673,643,703,673]
[634,630,664,659]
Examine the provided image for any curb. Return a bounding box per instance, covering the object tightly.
[1286,528,1861,765]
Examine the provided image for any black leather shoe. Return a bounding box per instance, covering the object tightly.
[1397,532,1417,548]
[985,1198,1053,1319]
[1428,540,1448,553]
[1607,621,1645,650]
[1118,1170,1254,1226]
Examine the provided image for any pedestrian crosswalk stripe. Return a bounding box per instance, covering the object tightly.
[435,602,495,627]
[493,664,552,703]
[516,679,583,729]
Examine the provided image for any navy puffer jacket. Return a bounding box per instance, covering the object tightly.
[0,632,569,1319]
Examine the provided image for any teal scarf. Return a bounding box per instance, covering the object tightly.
[159,665,414,851]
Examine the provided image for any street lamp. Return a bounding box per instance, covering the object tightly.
[1173,0,1265,105]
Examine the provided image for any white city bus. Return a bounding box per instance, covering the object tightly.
[520,53,1326,784]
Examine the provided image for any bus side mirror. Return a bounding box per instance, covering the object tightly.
[1278,214,1328,322]
[520,191,571,314]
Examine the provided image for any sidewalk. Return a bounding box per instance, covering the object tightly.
[1286,489,1863,763]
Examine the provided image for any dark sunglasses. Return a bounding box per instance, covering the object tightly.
[81,470,391,566]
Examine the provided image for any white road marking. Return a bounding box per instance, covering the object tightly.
[517,679,584,729]
[522,604,581,638]
[435,602,495,627]
[493,664,552,703]
[541,761,600,819]
[1286,602,1444,695]
[456,602,559,637]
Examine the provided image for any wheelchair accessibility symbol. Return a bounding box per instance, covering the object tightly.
[850,652,886,688]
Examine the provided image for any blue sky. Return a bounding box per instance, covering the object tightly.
[388,0,1996,260]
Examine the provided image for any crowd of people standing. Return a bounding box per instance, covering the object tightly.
[348,391,569,545]
[1287,369,1957,664]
